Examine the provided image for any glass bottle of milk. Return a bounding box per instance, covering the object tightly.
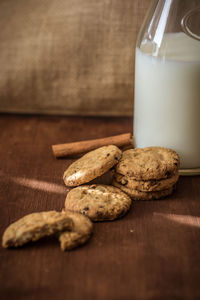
[134,0,200,172]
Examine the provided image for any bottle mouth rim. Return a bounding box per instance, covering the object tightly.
[181,8,200,41]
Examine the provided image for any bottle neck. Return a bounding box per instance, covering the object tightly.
[137,0,200,47]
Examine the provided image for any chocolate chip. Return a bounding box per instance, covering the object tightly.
[106,153,110,157]
[83,207,89,211]
[117,209,125,218]
[165,171,171,177]
[149,180,157,186]
[97,211,103,217]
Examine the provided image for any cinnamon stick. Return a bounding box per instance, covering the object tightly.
[52,133,133,158]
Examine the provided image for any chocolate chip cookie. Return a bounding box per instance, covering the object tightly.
[2,211,73,248]
[64,184,132,221]
[63,145,122,187]
[114,172,179,192]
[115,147,180,180]
[112,180,174,200]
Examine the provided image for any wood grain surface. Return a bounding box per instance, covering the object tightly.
[0,114,200,300]
[0,0,149,116]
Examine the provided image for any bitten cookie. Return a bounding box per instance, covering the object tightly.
[115,147,180,180]
[64,184,132,221]
[112,180,174,200]
[114,172,179,192]
[2,211,73,248]
[59,211,93,251]
[63,145,122,187]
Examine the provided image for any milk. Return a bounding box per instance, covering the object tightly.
[134,32,200,169]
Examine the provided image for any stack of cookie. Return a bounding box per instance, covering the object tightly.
[112,147,180,200]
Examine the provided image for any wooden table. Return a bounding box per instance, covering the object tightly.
[0,114,200,300]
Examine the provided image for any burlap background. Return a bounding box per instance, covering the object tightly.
[0,0,149,116]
